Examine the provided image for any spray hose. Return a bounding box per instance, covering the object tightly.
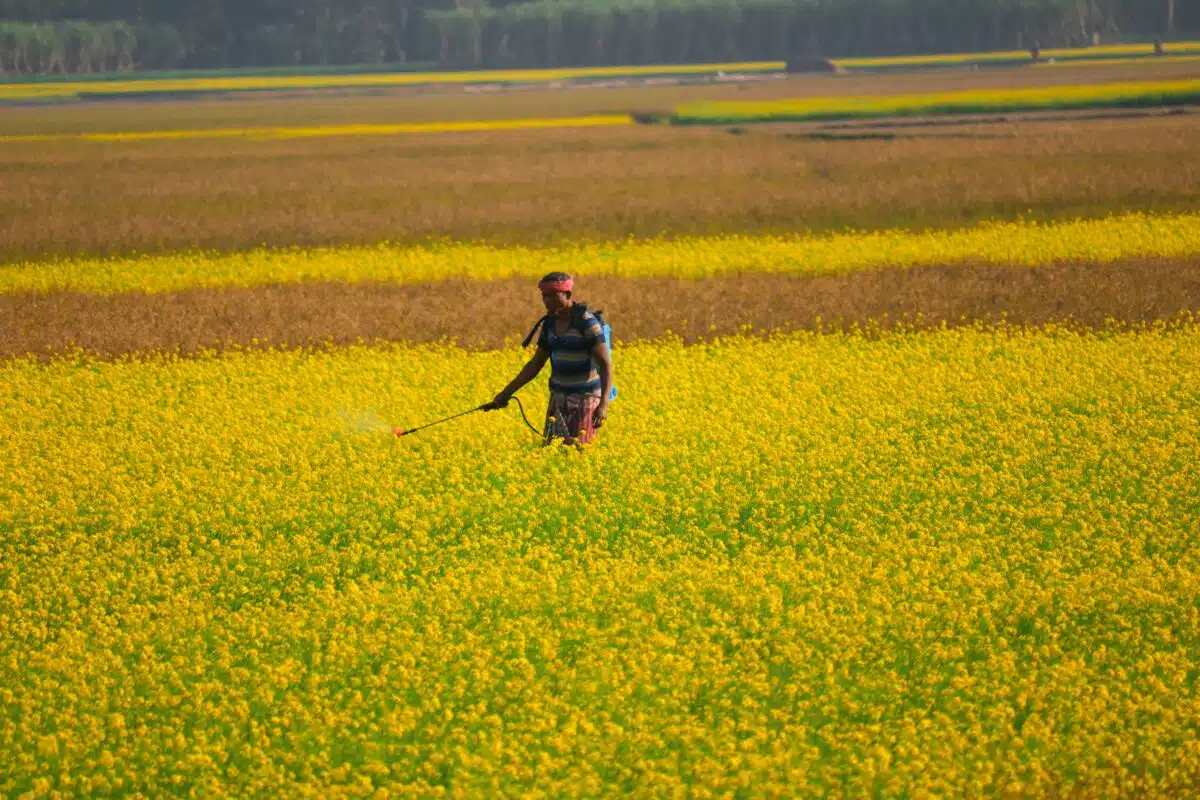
[394,395,541,439]
[509,396,544,437]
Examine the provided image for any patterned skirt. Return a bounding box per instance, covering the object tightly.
[544,391,601,446]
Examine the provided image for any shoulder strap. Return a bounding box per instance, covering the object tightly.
[521,315,548,348]
[525,304,601,347]
[570,302,588,331]
[593,309,611,350]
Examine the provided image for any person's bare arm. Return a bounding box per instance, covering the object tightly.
[592,341,613,427]
[487,346,550,408]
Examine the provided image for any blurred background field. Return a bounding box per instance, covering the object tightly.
[2,106,1198,263]
[3,42,1198,103]
[4,58,1198,136]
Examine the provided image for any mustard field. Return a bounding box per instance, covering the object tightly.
[667,78,1200,125]
[5,54,1200,793]
[836,41,1200,69]
[0,115,633,145]
[3,327,1199,795]
[4,212,1198,295]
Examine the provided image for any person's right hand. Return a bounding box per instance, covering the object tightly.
[482,393,511,411]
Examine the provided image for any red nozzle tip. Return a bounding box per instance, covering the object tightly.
[393,427,404,437]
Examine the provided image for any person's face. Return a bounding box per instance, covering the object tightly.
[542,290,569,314]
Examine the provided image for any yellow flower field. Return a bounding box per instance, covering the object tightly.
[2,326,1199,795]
[839,41,1200,68]
[1034,54,1200,69]
[4,211,1197,295]
[0,115,633,144]
[669,78,1200,124]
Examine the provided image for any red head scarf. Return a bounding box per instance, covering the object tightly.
[538,276,573,293]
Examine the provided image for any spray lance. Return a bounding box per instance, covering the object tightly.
[393,396,541,439]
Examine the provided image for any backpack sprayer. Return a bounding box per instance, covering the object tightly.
[394,305,616,440]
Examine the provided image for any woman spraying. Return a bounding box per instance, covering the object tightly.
[485,273,613,446]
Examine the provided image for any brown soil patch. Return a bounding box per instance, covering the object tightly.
[4,260,1198,361]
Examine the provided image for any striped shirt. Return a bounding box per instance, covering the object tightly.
[539,308,605,396]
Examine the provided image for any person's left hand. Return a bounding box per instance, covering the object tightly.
[594,402,609,428]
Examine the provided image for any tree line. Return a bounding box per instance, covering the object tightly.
[0,0,1191,75]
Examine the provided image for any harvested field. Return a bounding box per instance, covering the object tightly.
[3,115,1198,262]
[6,259,1198,360]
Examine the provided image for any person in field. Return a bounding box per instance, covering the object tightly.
[485,272,613,446]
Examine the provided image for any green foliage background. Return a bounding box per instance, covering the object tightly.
[0,0,1192,73]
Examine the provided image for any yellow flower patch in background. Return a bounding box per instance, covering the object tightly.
[670,78,1200,124]
[3,211,1198,295]
[0,114,632,144]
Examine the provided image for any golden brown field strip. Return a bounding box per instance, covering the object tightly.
[6,260,1197,360]
[3,115,1197,263]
